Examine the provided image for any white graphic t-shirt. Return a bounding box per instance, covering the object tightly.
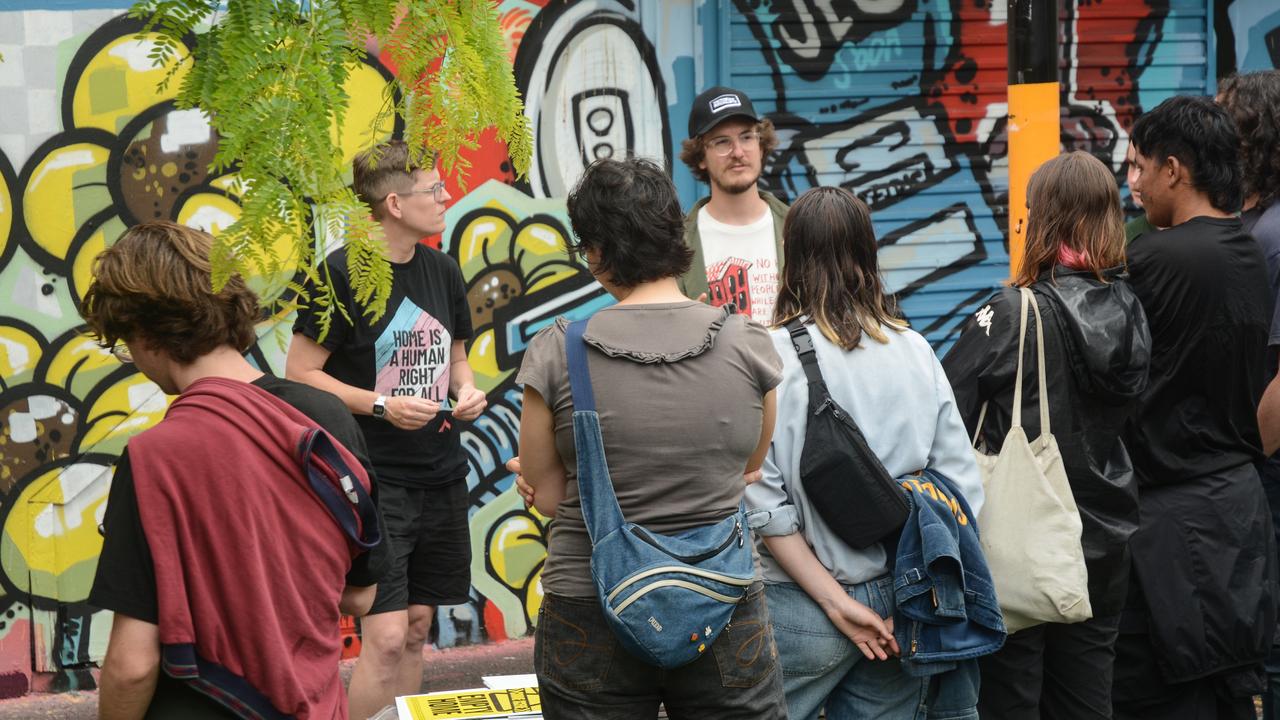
[697,205,779,325]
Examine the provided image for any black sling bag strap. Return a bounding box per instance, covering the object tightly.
[785,318,910,549]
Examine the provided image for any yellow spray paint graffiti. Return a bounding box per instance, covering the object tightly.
[0,4,604,688]
[0,11,405,692]
[0,0,673,690]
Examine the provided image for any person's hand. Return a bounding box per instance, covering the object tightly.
[505,457,535,508]
[744,469,764,485]
[823,594,899,660]
[383,395,439,430]
[697,293,708,303]
[452,384,488,421]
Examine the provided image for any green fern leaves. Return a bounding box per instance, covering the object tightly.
[128,0,532,332]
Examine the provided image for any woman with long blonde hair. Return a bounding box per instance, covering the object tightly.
[943,150,1151,718]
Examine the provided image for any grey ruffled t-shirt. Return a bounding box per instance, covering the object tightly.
[516,301,783,597]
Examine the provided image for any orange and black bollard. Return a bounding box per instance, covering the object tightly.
[1007,0,1061,278]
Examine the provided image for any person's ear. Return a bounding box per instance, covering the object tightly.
[1165,156,1185,188]
[384,193,404,220]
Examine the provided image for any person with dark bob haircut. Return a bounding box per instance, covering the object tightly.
[1114,95,1278,720]
[289,137,484,719]
[747,186,987,720]
[1219,68,1280,719]
[564,156,692,288]
[509,157,788,718]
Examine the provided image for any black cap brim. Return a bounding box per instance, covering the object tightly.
[691,110,762,139]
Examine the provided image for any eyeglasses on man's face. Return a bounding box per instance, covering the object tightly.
[110,343,133,363]
[706,131,761,157]
[382,180,447,204]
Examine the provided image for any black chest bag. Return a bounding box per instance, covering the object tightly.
[785,319,909,549]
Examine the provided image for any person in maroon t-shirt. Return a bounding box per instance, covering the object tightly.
[83,221,385,720]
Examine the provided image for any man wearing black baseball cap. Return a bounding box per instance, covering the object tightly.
[678,86,788,324]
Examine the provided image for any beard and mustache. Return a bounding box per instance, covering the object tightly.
[709,161,761,195]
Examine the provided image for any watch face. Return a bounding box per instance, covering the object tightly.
[373,398,386,418]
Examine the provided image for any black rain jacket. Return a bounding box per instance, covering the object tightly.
[942,266,1151,616]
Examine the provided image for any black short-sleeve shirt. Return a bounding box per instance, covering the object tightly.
[293,244,473,486]
[1124,216,1272,484]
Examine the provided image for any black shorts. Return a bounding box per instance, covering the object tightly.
[368,480,473,614]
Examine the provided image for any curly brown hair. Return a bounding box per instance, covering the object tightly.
[80,221,259,364]
[566,158,693,288]
[679,118,778,183]
[1218,70,1280,211]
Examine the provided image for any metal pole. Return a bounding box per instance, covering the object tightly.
[1006,0,1061,279]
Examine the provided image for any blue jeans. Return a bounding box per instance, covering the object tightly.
[767,578,930,720]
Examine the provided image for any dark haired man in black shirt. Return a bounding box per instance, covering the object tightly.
[1114,95,1277,720]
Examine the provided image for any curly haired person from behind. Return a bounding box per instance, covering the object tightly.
[944,151,1151,719]
[85,221,385,719]
[1219,68,1280,720]
[515,157,787,719]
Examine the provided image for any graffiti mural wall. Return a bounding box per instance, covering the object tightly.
[0,0,1269,696]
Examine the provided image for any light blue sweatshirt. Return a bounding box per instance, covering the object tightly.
[745,320,985,586]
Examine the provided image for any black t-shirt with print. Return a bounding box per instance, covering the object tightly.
[294,243,474,487]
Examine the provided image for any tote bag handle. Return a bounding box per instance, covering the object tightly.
[972,288,1051,448]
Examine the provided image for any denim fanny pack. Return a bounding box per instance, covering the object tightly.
[564,318,754,669]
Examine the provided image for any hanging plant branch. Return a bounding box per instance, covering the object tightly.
[128,0,532,330]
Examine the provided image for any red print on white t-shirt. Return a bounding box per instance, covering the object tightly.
[707,257,754,317]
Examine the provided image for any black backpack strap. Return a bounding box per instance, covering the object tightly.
[784,318,827,392]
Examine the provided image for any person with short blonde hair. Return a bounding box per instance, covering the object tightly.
[289,139,486,719]
[351,140,436,221]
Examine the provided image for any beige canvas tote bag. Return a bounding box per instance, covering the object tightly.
[972,287,1092,633]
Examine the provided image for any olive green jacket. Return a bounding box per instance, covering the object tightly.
[678,190,790,301]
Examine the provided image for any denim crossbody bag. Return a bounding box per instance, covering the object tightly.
[564,319,754,669]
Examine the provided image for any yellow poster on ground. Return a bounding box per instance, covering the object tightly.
[395,686,542,720]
